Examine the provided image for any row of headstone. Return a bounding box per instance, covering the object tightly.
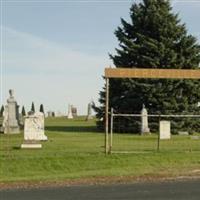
[67,102,93,120]
[0,90,48,146]
[141,105,171,139]
[47,111,55,117]
[46,102,93,119]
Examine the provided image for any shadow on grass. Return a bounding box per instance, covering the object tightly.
[45,126,99,133]
[13,146,21,150]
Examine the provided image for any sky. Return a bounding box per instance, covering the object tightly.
[0,0,200,115]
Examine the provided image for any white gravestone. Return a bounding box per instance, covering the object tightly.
[23,112,47,141]
[141,105,150,135]
[47,111,54,117]
[21,112,47,149]
[71,106,77,117]
[2,90,20,134]
[67,104,73,119]
[159,120,171,140]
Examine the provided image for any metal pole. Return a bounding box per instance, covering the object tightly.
[109,108,114,154]
[105,78,109,154]
[157,115,160,152]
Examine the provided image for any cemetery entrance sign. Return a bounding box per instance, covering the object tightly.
[104,68,200,154]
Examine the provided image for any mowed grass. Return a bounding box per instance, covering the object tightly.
[1,116,200,183]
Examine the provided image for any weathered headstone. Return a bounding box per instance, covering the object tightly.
[56,111,64,117]
[26,112,47,141]
[47,111,54,117]
[1,106,8,132]
[159,120,171,140]
[67,104,73,119]
[2,90,20,134]
[178,131,189,136]
[21,112,47,148]
[71,106,77,117]
[191,136,200,140]
[141,104,150,135]
[86,102,93,121]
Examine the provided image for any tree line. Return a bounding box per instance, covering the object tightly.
[0,102,45,117]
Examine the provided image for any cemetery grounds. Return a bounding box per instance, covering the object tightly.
[1,116,200,186]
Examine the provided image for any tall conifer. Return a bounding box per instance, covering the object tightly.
[21,106,26,116]
[96,0,200,133]
[39,104,44,114]
[31,102,35,113]
[0,105,4,117]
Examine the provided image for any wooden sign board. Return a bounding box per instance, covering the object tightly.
[105,68,200,79]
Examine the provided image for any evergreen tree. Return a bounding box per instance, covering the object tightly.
[21,106,26,116]
[95,0,200,133]
[39,104,44,113]
[0,105,4,117]
[31,102,35,113]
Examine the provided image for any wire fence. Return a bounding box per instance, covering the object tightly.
[108,108,200,154]
[1,115,200,156]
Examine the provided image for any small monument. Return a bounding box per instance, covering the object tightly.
[178,131,189,136]
[21,112,48,149]
[159,120,171,140]
[2,90,20,134]
[56,111,64,117]
[71,106,78,117]
[141,104,150,135]
[86,102,93,121]
[47,111,54,117]
[67,104,73,119]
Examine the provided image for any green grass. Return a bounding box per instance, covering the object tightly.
[1,116,200,183]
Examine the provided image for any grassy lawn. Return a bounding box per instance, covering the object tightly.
[1,116,200,183]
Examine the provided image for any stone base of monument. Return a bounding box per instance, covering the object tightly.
[141,128,151,135]
[21,140,42,149]
[86,116,93,121]
[67,114,73,119]
[3,126,20,134]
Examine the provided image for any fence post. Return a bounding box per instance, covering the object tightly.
[157,115,160,152]
[109,108,114,154]
[105,78,109,155]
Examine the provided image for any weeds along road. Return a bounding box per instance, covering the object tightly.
[1,179,200,200]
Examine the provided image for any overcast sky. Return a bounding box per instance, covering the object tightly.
[0,0,200,115]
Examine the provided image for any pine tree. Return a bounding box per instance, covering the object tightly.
[21,106,26,116]
[0,105,4,117]
[96,0,200,133]
[39,104,44,113]
[31,102,35,113]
